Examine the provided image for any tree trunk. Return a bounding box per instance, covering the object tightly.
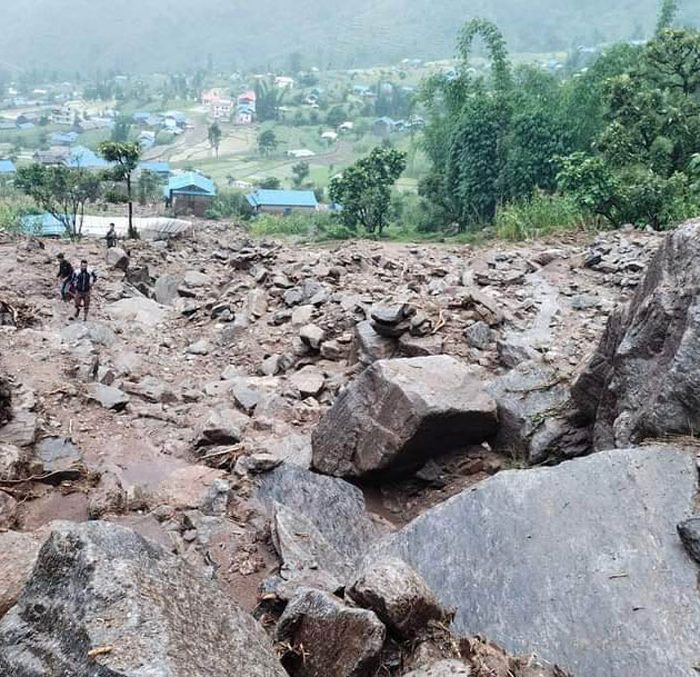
[127,173,136,239]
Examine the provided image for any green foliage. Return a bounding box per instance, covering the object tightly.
[15,164,101,238]
[329,146,406,235]
[208,122,222,157]
[111,115,132,142]
[258,129,278,156]
[254,79,286,122]
[98,141,142,238]
[259,176,281,190]
[494,193,590,241]
[137,171,163,205]
[205,190,251,220]
[326,105,347,127]
[291,161,310,188]
[248,211,341,239]
[656,0,679,34]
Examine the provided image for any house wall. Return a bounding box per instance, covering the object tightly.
[172,194,213,217]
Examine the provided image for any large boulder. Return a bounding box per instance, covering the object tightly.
[312,356,498,478]
[107,297,169,328]
[276,588,385,677]
[571,219,700,448]
[0,521,286,676]
[105,246,129,271]
[372,447,700,676]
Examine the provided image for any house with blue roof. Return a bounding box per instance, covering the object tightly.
[372,117,397,137]
[164,172,216,216]
[0,160,16,176]
[65,146,110,170]
[139,161,171,180]
[50,131,80,146]
[246,189,318,215]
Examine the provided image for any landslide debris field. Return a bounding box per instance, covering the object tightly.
[2,221,700,677]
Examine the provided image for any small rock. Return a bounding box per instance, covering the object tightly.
[290,366,325,399]
[349,557,450,640]
[86,383,129,411]
[291,304,314,326]
[276,588,385,677]
[0,490,17,529]
[299,324,325,351]
[195,408,244,447]
[320,339,346,361]
[464,321,493,350]
[187,339,211,356]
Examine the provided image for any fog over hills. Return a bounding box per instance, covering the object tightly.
[1,0,699,74]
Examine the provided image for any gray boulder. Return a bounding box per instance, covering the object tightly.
[571,219,700,448]
[349,557,449,640]
[0,490,16,529]
[276,588,385,677]
[402,660,472,677]
[153,273,182,305]
[312,356,498,478]
[373,447,700,676]
[35,437,83,478]
[105,246,129,271]
[0,521,286,676]
[256,463,382,570]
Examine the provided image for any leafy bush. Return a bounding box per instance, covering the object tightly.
[205,190,252,220]
[0,191,40,233]
[248,211,344,240]
[495,192,591,240]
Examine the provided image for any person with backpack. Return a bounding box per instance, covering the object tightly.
[56,253,74,302]
[72,259,97,321]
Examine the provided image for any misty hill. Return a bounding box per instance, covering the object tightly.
[1,0,699,74]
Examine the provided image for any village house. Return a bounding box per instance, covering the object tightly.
[274,76,295,89]
[51,107,74,125]
[49,131,79,146]
[372,116,397,137]
[201,88,225,105]
[246,188,318,214]
[164,172,216,216]
[138,161,171,181]
[0,160,16,176]
[210,99,234,120]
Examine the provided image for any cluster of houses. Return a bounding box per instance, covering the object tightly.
[372,114,425,137]
[200,89,257,125]
[130,111,189,149]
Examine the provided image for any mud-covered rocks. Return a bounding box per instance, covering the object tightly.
[106,246,129,271]
[0,521,286,676]
[349,557,449,640]
[276,588,385,677]
[312,356,498,478]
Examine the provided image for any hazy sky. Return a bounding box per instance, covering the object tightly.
[1,0,697,75]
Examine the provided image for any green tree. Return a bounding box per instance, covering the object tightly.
[656,0,678,34]
[291,161,310,187]
[15,164,101,239]
[259,176,281,189]
[328,146,406,235]
[111,115,132,142]
[254,78,286,121]
[208,122,222,158]
[137,171,162,205]
[258,129,278,156]
[326,105,346,127]
[98,141,141,238]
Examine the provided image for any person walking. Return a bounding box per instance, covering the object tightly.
[72,260,96,321]
[56,253,74,302]
[105,223,117,249]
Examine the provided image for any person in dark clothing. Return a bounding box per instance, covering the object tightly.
[106,223,117,249]
[72,260,96,321]
[56,253,74,301]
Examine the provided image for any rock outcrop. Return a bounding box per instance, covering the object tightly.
[0,521,286,676]
[373,447,700,676]
[572,220,700,448]
[312,356,498,478]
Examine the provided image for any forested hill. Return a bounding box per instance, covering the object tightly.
[1,0,699,75]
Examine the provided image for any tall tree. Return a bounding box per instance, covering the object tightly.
[98,141,141,239]
[291,160,310,188]
[257,129,278,156]
[329,146,406,235]
[208,122,222,158]
[15,164,101,239]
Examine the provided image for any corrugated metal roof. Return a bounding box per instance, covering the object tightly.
[139,161,171,175]
[165,172,216,197]
[65,145,110,169]
[247,189,318,209]
[21,213,66,237]
[0,159,16,173]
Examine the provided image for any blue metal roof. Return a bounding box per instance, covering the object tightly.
[139,161,171,175]
[165,172,216,197]
[65,145,110,169]
[247,189,318,209]
[0,160,16,174]
[21,213,66,237]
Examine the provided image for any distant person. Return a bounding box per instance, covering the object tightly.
[56,253,74,301]
[106,223,117,249]
[72,260,97,321]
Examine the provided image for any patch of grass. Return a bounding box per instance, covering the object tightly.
[495,192,593,241]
